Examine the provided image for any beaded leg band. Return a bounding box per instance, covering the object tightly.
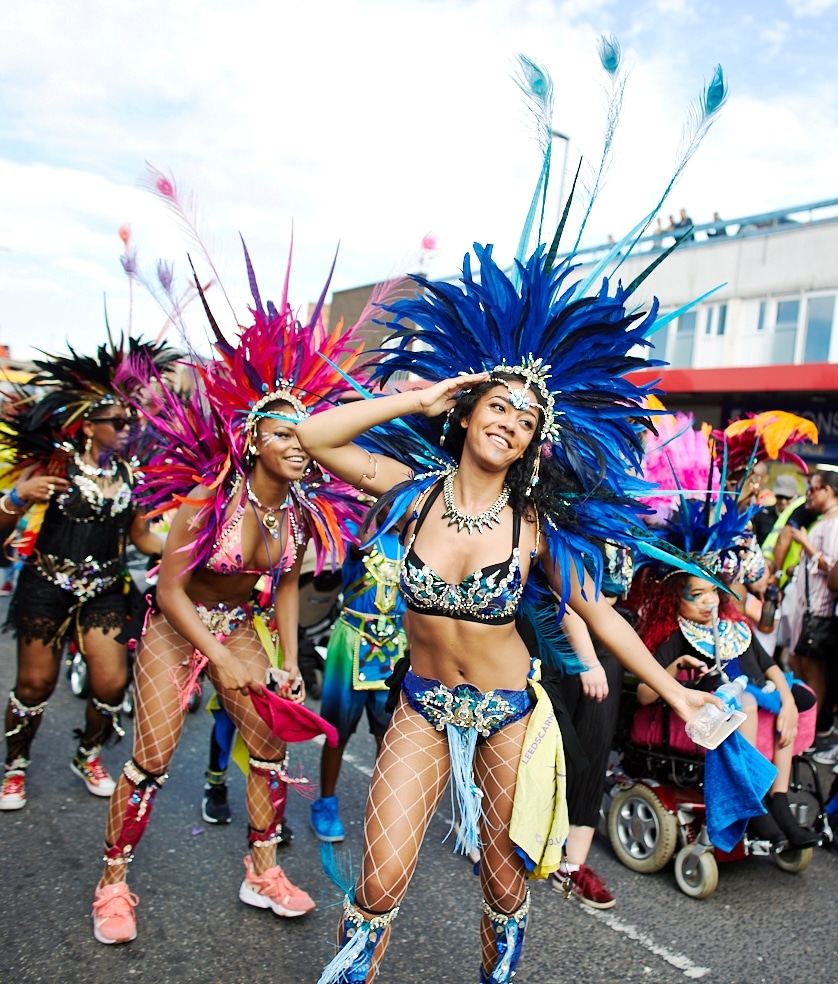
[91,697,126,740]
[479,891,530,984]
[317,898,400,984]
[247,756,289,847]
[6,690,48,738]
[103,759,168,867]
[5,691,48,764]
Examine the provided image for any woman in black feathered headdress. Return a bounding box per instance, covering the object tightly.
[0,336,170,815]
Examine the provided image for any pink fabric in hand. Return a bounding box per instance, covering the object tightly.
[250,689,339,747]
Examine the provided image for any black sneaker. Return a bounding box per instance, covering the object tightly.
[202,782,231,824]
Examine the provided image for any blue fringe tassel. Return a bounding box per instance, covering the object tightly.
[446,723,483,856]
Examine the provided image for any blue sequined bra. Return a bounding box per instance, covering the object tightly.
[399,484,523,624]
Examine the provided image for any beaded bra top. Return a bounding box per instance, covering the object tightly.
[400,484,523,624]
[207,483,298,576]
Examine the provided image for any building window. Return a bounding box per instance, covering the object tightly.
[705,303,727,336]
[669,310,697,368]
[803,295,835,363]
[757,301,766,331]
[772,299,799,363]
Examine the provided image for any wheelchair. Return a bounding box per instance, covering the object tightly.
[603,681,831,898]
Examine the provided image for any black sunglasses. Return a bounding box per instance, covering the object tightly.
[90,417,130,432]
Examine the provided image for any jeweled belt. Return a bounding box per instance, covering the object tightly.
[33,553,124,600]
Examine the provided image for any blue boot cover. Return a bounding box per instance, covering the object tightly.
[480,891,530,983]
[317,898,399,984]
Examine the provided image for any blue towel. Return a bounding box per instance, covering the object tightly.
[704,731,778,853]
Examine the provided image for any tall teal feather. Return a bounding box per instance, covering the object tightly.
[512,55,554,275]
[608,65,729,273]
[572,35,628,251]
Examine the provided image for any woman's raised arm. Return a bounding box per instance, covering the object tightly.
[296,373,488,496]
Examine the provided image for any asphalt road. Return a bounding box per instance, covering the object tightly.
[1,594,837,984]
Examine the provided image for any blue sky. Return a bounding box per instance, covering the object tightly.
[1,0,837,361]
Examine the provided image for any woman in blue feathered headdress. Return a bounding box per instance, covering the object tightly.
[299,42,729,984]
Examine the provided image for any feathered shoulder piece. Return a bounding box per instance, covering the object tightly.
[712,411,818,476]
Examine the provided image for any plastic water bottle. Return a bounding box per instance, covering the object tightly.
[684,675,748,745]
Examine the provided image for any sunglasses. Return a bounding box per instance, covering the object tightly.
[90,417,130,432]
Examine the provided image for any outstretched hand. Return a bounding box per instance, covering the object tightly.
[669,685,724,724]
[415,373,490,418]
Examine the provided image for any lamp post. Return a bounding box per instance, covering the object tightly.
[551,129,571,226]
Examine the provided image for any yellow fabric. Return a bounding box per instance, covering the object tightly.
[205,608,283,777]
[509,676,568,879]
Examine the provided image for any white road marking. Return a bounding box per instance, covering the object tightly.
[580,906,712,979]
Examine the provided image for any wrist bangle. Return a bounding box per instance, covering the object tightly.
[8,487,26,508]
[0,495,21,516]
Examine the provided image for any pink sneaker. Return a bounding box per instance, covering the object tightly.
[238,855,315,917]
[92,882,139,944]
[71,749,116,797]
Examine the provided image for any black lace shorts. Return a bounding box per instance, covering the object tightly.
[5,564,130,647]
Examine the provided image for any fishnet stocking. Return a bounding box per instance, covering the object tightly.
[102,610,287,884]
[474,716,529,975]
[356,697,530,977]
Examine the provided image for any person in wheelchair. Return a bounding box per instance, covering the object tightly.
[634,569,818,848]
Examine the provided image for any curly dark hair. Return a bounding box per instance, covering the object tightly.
[632,568,745,655]
[431,379,585,525]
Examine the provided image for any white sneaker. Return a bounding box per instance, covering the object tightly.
[812,743,838,766]
[71,749,116,797]
[0,767,26,810]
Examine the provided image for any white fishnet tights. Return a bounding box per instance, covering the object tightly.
[353,696,530,978]
[102,610,287,885]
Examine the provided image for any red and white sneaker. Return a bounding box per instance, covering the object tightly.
[71,749,116,797]
[0,767,26,811]
[239,855,315,917]
[92,882,139,944]
[551,864,616,909]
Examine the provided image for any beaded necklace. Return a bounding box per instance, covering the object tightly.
[441,469,510,534]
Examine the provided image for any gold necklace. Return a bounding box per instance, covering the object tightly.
[245,479,288,539]
[441,469,510,534]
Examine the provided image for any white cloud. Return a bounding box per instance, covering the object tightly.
[785,0,838,15]
[0,0,836,360]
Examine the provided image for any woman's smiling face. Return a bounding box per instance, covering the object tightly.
[463,384,540,464]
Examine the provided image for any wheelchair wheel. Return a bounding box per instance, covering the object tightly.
[674,846,718,898]
[68,648,90,699]
[774,847,813,874]
[608,783,679,873]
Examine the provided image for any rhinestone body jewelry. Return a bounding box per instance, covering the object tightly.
[441,470,510,534]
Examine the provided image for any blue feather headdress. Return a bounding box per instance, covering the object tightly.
[345,41,729,612]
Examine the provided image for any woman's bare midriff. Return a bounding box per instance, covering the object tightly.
[406,613,531,693]
[184,568,262,610]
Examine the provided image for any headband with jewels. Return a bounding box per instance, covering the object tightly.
[346,43,728,614]
[195,238,369,464]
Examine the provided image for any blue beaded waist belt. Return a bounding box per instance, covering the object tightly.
[402,670,533,857]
